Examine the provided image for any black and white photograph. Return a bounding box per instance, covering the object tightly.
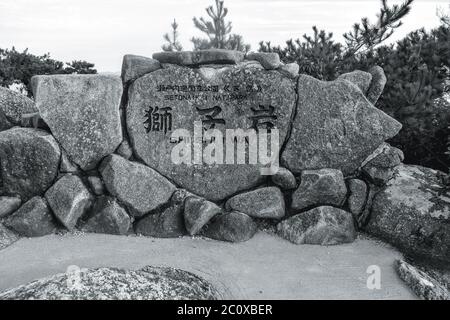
[0,0,449,307]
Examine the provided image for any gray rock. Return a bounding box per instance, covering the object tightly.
[153,49,245,66]
[346,178,367,217]
[184,196,221,235]
[367,66,387,105]
[203,211,257,242]
[246,52,281,70]
[225,187,285,219]
[45,175,94,230]
[271,167,297,190]
[33,74,123,170]
[20,112,48,130]
[0,266,218,300]
[395,260,449,300]
[4,196,57,237]
[0,223,19,250]
[135,205,186,238]
[0,128,61,201]
[277,206,356,245]
[87,176,104,196]
[99,154,176,217]
[0,86,37,124]
[278,63,299,78]
[361,143,404,185]
[281,75,402,175]
[59,151,79,173]
[83,196,131,235]
[0,109,13,131]
[127,63,296,201]
[121,54,161,83]
[0,196,21,218]
[291,169,347,211]
[365,165,450,264]
[338,70,372,93]
[115,139,133,159]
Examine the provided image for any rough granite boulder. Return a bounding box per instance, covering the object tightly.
[99,154,176,217]
[0,109,13,131]
[153,49,244,66]
[367,66,387,105]
[121,54,161,83]
[282,75,402,175]
[0,266,219,300]
[346,178,368,217]
[87,176,105,196]
[0,128,61,201]
[45,175,94,231]
[4,196,57,237]
[0,223,19,250]
[82,196,131,235]
[0,86,37,124]
[362,142,404,185]
[225,187,285,219]
[246,52,281,70]
[277,206,356,245]
[366,165,450,264]
[278,63,299,78]
[127,63,296,201]
[271,167,297,190]
[291,169,347,211]
[338,70,372,94]
[184,196,221,236]
[0,196,21,219]
[135,205,186,238]
[203,211,257,242]
[33,74,123,170]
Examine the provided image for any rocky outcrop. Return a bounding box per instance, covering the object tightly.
[99,154,176,217]
[338,70,372,94]
[225,187,285,219]
[0,266,219,300]
[291,169,347,211]
[0,128,60,201]
[0,87,36,125]
[33,74,123,170]
[277,206,356,245]
[282,75,402,175]
[153,49,244,66]
[4,196,57,237]
[366,165,450,264]
[121,54,161,84]
[203,211,257,242]
[246,52,281,70]
[45,175,94,231]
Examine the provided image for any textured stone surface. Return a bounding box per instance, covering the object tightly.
[33,74,123,170]
[121,54,161,83]
[282,75,402,175]
[346,178,367,217]
[203,211,257,242]
[45,175,94,231]
[338,70,372,93]
[395,260,449,300]
[278,63,299,78]
[115,140,133,159]
[135,205,186,238]
[87,176,104,196]
[366,165,450,264]
[59,151,79,173]
[291,169,347,211]
[99,155,176,216]
[127,63,296,201]
[20,112,49,130]
[4,197,57,237]
[0,266,218,300]
[83,196,131,235]
[153,49,244,66]
[367,66,387,105]
[225,187,285,219]
[0,197,21,219]
[0,223,19,250]
[184,196,221,236]
[0,109,13,131]
[277,206,356,245]
[246,52,281,70]
[0,86,36,124]
[271,167,297,190]
[362,142,404,185]
[0,128,60,201]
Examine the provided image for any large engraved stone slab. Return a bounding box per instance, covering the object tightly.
[127,64,296,201]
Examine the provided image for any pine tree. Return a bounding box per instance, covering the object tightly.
[162,19,183,52]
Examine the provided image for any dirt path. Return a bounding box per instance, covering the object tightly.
[0,232,416,299]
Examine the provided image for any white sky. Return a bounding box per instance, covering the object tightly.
[0,0,448,72]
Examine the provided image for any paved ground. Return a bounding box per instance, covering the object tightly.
[0,231,416,299]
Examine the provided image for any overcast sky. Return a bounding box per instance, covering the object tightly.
[0,0,448,72]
